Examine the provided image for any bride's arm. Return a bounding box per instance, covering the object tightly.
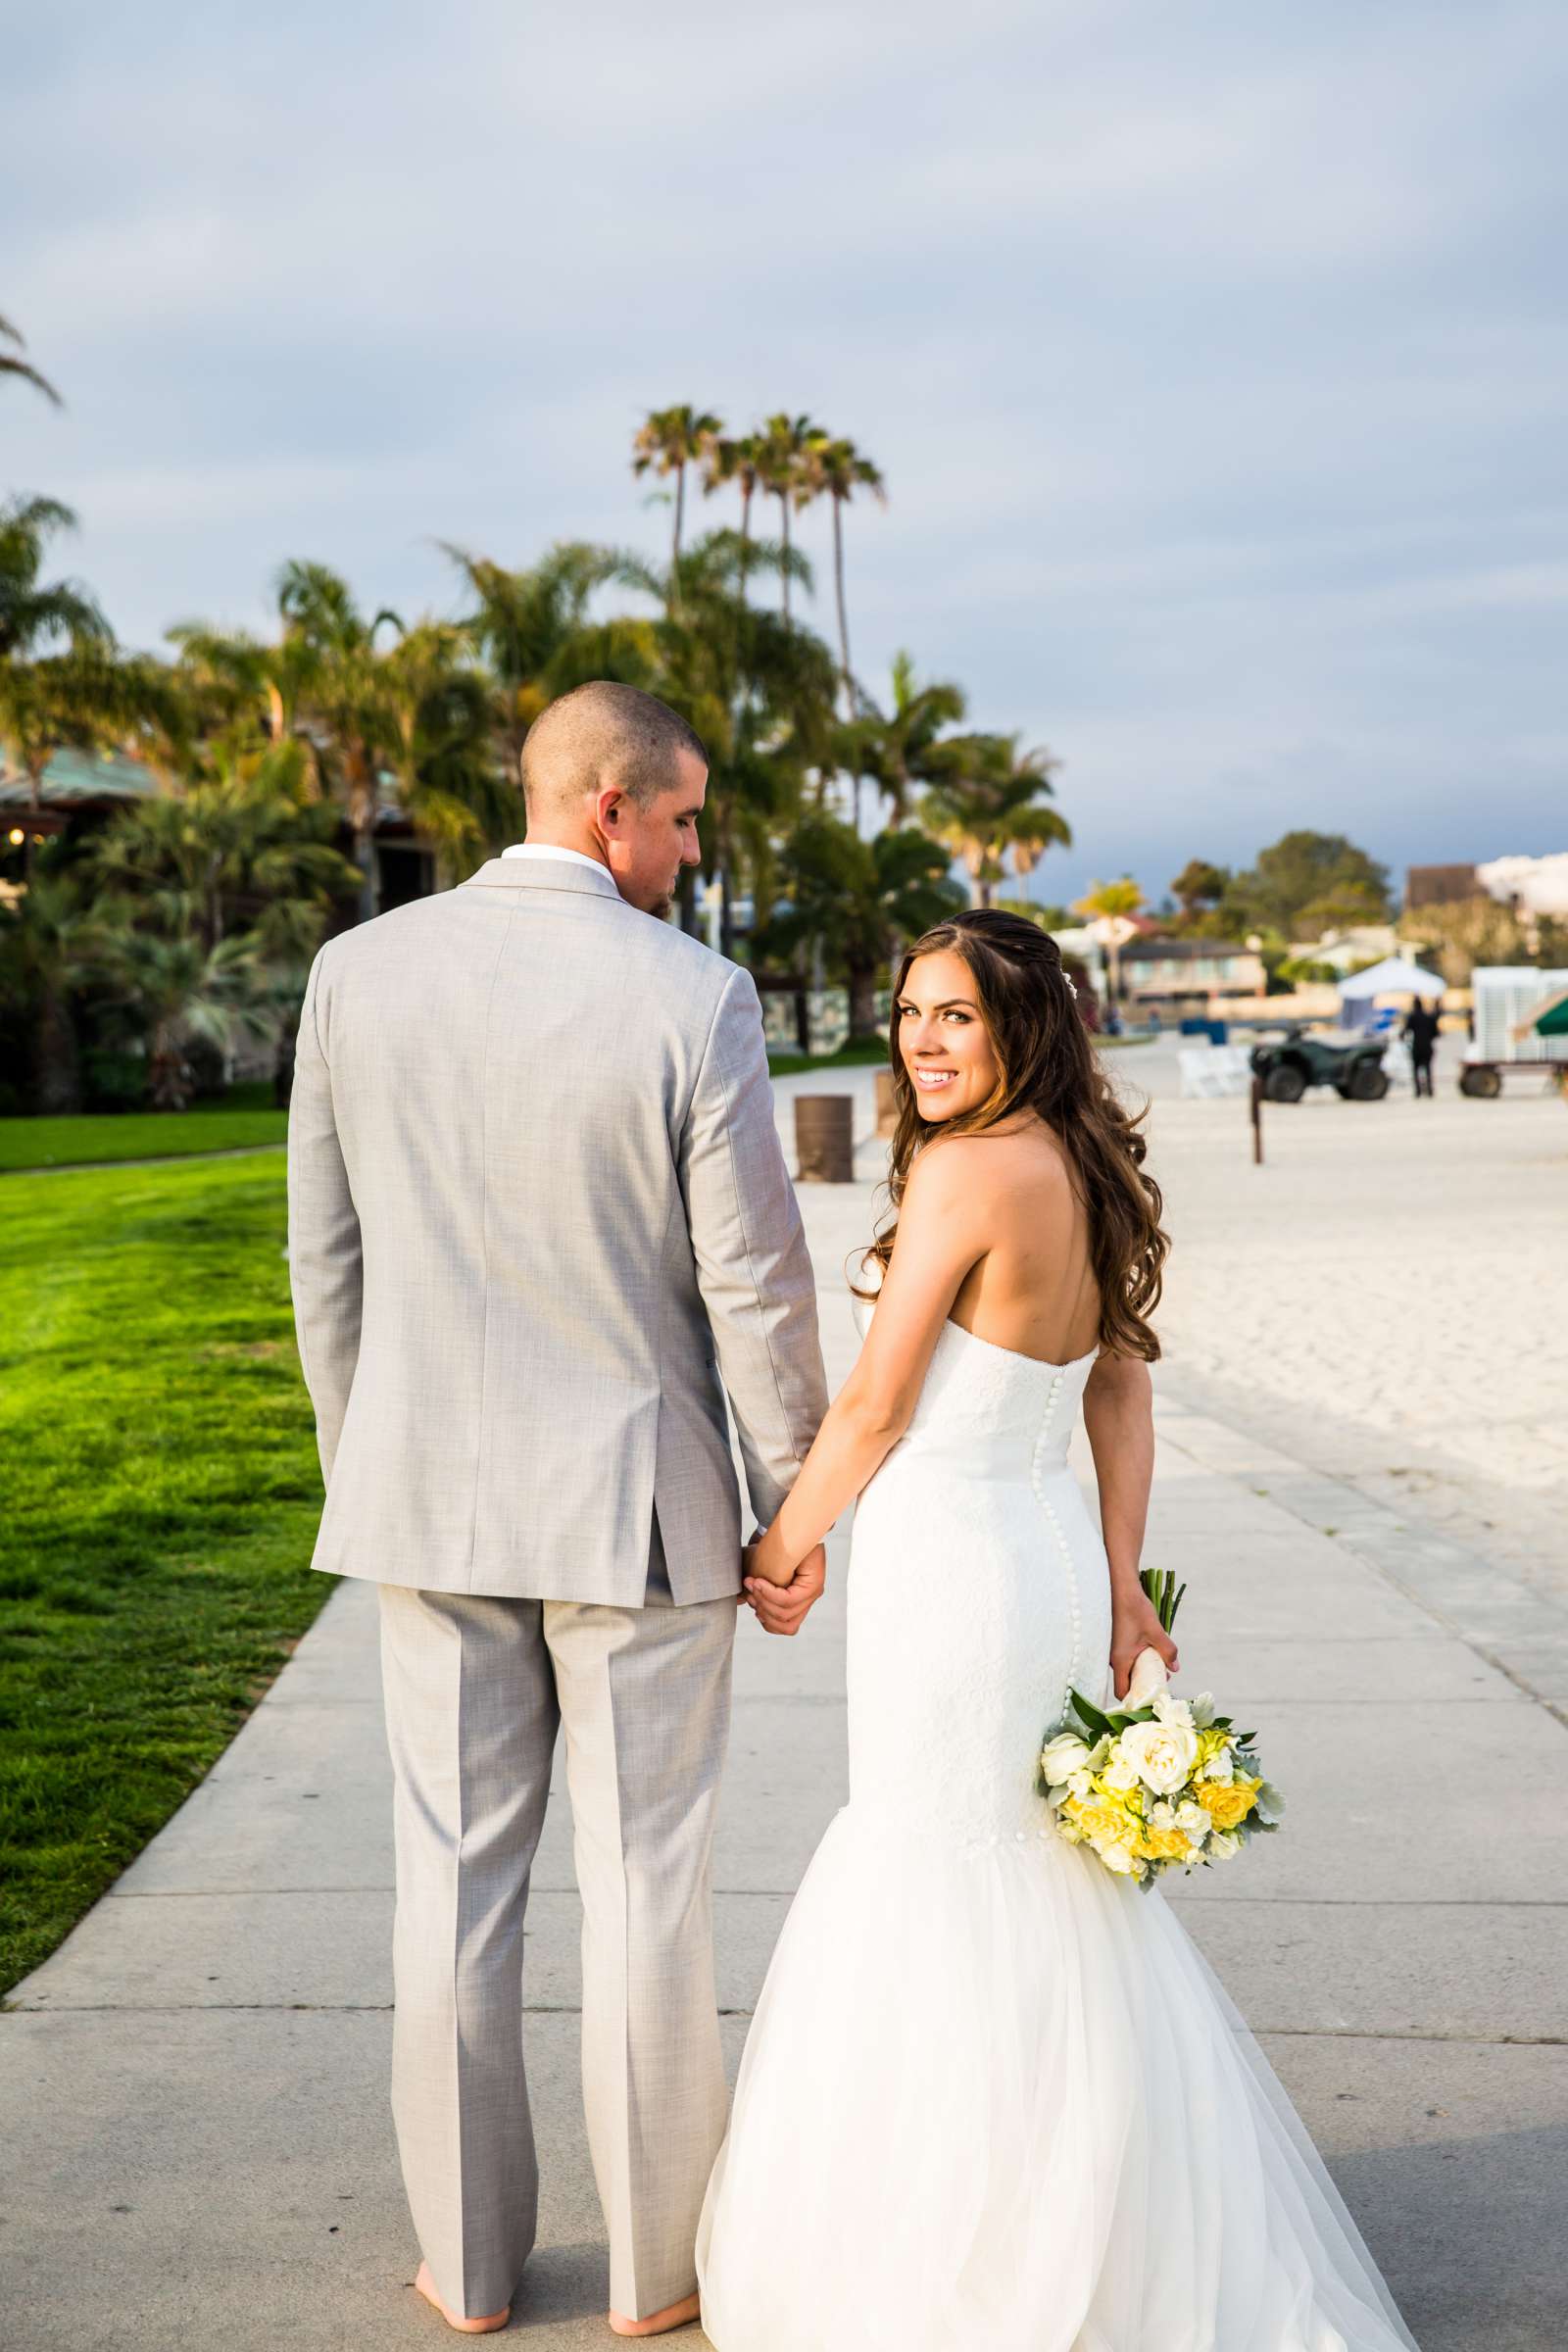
[747,1142,988,1588]
[1081,1351,1179,1697]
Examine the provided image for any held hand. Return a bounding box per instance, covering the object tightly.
[743,1541,827,1639]
[1109,1588,1179,1702]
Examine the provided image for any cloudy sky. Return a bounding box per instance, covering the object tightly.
[9,0,1566,904]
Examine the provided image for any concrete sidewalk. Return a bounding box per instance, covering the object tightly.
[5,1167,1566,2351]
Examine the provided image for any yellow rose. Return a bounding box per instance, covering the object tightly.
[1068,1798,1140,1851]
[1139,1823,1195,1862]
[1200,1779,1259,1831]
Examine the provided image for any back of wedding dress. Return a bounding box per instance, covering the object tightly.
[698,1292,1419,2352]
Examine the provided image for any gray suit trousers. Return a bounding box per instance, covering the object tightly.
[378,1555,735,2322]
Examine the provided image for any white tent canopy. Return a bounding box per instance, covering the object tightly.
[1338,956,1446,1001]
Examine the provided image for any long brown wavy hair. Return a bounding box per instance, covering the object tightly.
[855,909,1169,1361]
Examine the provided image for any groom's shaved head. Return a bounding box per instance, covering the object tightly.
[521,682,707,819]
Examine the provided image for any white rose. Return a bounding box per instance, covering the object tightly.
[1102,1752,1142,1793]
[1118,1718,1200,1796]
[1152,1690,1194,1730]
[1125,1646,1169,1708]
[1066,1770,1094,1800]
[1175,1800,1212,1845]
[1041,1733,1092,1786]
[1147,1799,1178,1831]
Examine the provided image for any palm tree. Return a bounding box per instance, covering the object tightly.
[0,869,106,1111]
[1072,876,1145,1007]
[802,432,886,710]
[631,407,723,580]
[763,813,964,1038]
[0,646,125,885]
[839,651,965,833]
[89,747,359,956]
[0,314,63,410]
[0,499,115,870]
[167,618,324,773]
[95,919,274,1110]
[612,529,836,945]
[272,561,402,922]
[443,540,659,784]
[379,618,517,881]
[919,734,1070,908]
[754,414,821,623]
[700,432,764,595]
[0,497,107,662]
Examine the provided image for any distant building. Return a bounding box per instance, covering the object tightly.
[1118,938,1267,1018]
[0,742,436,917]
[0,743,153,844]
[1404,862,1480,910]
[1285,922,1397,975]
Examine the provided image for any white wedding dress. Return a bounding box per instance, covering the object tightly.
[697,1305,1418,2352]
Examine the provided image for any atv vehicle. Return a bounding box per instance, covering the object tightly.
[1248,1028,1391,1103]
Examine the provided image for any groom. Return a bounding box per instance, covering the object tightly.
[287,682,829,2335]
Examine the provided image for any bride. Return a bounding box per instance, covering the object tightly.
[696,911,1417,2352]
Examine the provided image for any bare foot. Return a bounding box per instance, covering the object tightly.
[608,2290,702,2336]
[414,2259,511,2333]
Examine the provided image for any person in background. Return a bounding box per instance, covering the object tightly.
[1402,999,1442,1097]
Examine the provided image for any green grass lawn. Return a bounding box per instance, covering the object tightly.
[0,1152,330,1994]
[0,1082,287,1173]
[766,1037,891,1078]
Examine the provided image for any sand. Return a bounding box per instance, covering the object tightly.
[772,1038,1568,1606]
[1120,1035,1568,1605]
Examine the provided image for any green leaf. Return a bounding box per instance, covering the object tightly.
[1067,1690,1116,1739]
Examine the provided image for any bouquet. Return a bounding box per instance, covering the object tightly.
[1039,1568,1284,1886]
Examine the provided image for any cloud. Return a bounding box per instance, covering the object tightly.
[5,0,1566,898]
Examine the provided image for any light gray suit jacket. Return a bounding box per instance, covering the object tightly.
[286,856,828,1605]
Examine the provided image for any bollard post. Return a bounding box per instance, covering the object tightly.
[795,1094,856,1183]
[874,1068,898,1138]
[1250,1072,1264,1165]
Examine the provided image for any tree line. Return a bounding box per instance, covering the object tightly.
[1,354,1073,1112]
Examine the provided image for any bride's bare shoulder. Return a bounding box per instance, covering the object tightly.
[912,1121,1071,1202]
[904,1131,998,1198]
[902,1132,1071,1259]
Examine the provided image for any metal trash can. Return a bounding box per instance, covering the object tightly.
[874,1068,899,1137]
[795,1094,856,1183]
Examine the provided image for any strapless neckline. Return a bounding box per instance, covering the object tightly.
[940,1318,1099,1376]
[856,1297,1099,1378]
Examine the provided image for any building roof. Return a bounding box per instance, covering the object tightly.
[0,743,159,807]
[1121,936,1252,963]
[1404,862,1480,909]
[0,744,416,834]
